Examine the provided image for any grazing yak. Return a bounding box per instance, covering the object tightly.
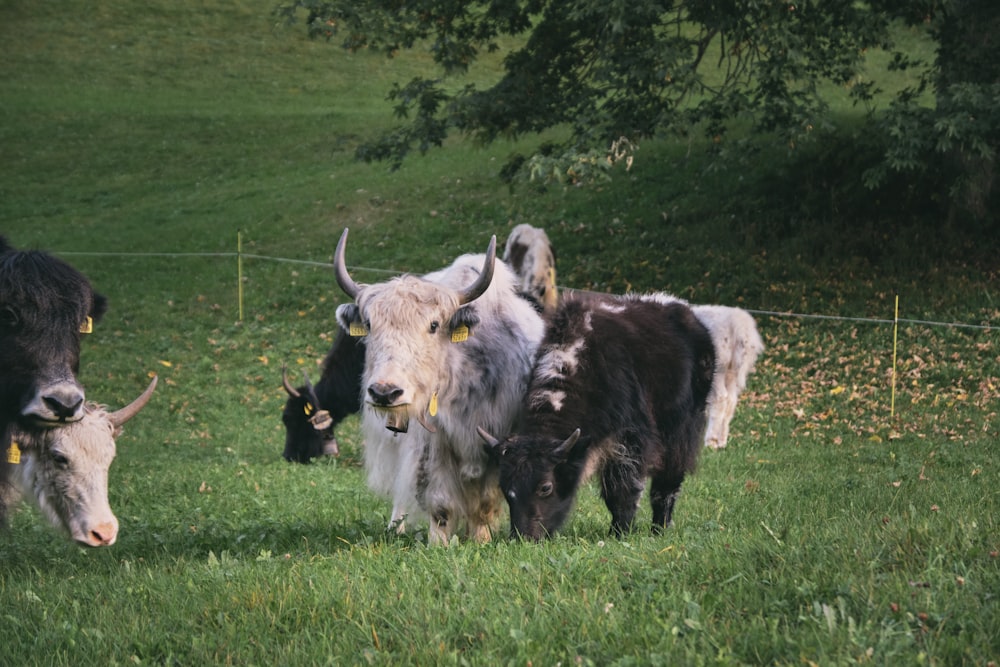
[690,305,764,450]
[280,326,365,463]
[2,377,157,546]
[503,224,559,315]
[1,236,107,524]
[479,293,715,540]
[333,229,545,544]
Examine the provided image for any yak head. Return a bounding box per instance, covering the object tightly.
[333,228,495,434]
[281,366,338,463]
[4,376,156,546]
[478,426,583,541]
[0,239,107,427]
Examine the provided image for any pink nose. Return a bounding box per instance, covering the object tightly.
[82,521,118,547]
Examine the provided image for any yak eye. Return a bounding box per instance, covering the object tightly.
[429,321,440,334]
[52,452,70,469]
[537,481,554,498]
[0,307,18,329]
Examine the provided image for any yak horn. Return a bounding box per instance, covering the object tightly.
[457,236,497,305]
[302,370,321,405]
[333,228,361,299]
[281,365,301,398]
[552,428,582,458]
[109,376,158,427]
[476,426,501,448]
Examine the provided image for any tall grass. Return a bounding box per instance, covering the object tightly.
[2,1,997,665]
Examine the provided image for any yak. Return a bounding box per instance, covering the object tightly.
[690,305,764,450]
[479,293,715,540]
[280,325,365,463]
[1,236,107,524]
[2,377,156,546]
[333,229,545,544]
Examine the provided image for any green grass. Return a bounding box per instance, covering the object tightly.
[2,1,998,665]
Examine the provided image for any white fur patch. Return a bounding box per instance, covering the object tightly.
[530,389,566,412]
[534,337,585,383]
[597,302,627,315]
[635,292,688,307]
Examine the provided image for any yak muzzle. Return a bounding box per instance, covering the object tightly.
[367,382,405,407]
[22,381,86,425]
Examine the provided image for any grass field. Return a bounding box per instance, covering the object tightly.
[1,1,998,665]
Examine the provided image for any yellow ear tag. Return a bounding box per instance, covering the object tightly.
[79,316,93,334]
[429,392,438,417]
[547,266,556,287]
[6,442,21,465]
[451,325,469,343]
[304,402,315,417]
[349,321,368,337]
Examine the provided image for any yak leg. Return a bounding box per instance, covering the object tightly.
[427,507,455,546]
[650,470,686,533]
[388,502,408,534]
[465,480,501,544]
[719,371,744,447]
[601,461,644,536]
[704,383,729,449]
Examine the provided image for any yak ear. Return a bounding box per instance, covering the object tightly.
[449,305,480,333]
[91,292,109,323]
[336,303,360,332]
[552,429,581,459]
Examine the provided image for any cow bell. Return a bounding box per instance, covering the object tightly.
[372,405,410,433]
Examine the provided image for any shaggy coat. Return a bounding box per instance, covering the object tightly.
[281,326,365,463]
[334,230,545,544]
[691,305,764,450]
[283,255,554,465]
[2,377,156,545]
[1,236,106,523]
[481,293,715,540]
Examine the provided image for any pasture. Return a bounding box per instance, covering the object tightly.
[1,1,998,664]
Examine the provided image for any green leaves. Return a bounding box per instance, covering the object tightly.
[279,0,997,223]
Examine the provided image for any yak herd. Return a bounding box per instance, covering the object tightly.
[1,225,762,546]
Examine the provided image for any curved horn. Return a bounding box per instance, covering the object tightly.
[552,428,581,458]
[457,235,497,305]
[333,228,360,299]
[109,376,158,427]
[476,426,501,448]
[301,370,321,404]
[281,365,301,398]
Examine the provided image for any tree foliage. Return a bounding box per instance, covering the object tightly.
[275,0,997,222]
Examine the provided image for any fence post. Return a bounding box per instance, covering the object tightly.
[891,294,899,418]
[237,230,244,322]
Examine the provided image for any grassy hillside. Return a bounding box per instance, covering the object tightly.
[1,1,997,665]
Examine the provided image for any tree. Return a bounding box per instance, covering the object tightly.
[853,0,999,225]
[276,0,997,223]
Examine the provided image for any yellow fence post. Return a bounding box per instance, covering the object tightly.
[237,230,244,323]
[891,294,899,418]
